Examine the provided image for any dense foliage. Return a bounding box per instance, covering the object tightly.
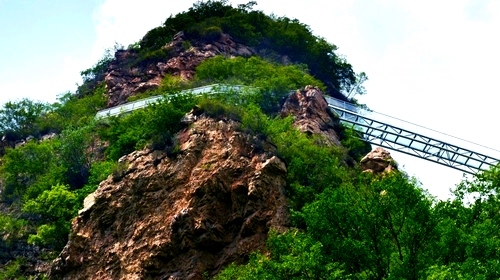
[195,55,325,113]
[99,93,196,161]
[217,165,500,279]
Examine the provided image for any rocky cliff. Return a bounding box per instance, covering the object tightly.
[281,85,343,147]
[49,118,288,280]
[105,32,255,107]
[48,87,347,279]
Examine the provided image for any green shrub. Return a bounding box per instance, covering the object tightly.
[0,140,57,201]
[111,161,129,182]
[23,184,78,222]
[339,125,372,161]
[0,257,28,280]
[181,40,192,51]
[0,215,28,250]
[195,55,325,113]
[75,160,116,205]
[78,50,114,96]
[48,82,107,130]
[140,26,174,51]
[23,184,77,251]
[100,94,196,161]
[128,74,190,102]
[197,95,242,121]
[130,47,173,68]
[216,230,347,280]
[201,26,222,40]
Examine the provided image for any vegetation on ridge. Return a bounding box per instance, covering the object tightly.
[139,0,365,99]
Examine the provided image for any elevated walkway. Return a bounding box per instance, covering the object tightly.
[95,85,499,174]
[95,84,252,119]
[326,96,500,174]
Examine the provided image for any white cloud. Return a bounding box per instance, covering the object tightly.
[349,0,500,198]
[90,0,193,61]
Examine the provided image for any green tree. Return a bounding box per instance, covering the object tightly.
[0,98,49,140]
[216,230,347,280]
[427,165,500,279]
[345,71,368,99]
[303,172,436,279]
[58,124,99,189]
[138,0,359,98]
[46,82,107,131]
[23,184,78,250]
[0,140,57,201]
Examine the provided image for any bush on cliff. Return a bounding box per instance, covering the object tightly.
[195,55,325,113]
[99,93,196,161]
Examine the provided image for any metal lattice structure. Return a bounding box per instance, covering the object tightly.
[326,96,499,174]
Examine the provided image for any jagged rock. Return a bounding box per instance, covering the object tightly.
[104,33,255,108]
[40,132,58,142]
[180,106,204,126]
[281,85,342,146]
[14,140,26,148]
[360,147,397,174]
[0,133,58,156]
[49,116,289,279]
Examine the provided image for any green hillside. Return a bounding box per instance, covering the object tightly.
[1,1,500,279]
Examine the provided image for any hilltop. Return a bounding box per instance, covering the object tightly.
[1,1,500,279]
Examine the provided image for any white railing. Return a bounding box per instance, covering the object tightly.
[95,84,255,119]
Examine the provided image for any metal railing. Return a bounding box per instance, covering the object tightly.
[95,85,499,174]
[95,84,255,119]
[327,96,500,174]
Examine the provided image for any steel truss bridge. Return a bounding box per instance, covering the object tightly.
[326,96,499,174]
[95,84,499,174]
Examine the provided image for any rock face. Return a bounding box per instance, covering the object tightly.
[48,89,343,279]
[49,116,289,280]
[105,32,255,107]
[360,147,397,174]
[281,85,342,146]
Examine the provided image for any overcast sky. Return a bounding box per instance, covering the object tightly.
[1,0,499,200]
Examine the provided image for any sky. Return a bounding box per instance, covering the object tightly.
[1,0,499,200]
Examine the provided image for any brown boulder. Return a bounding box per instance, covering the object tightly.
[360,147,397,173]
[281,85,342,146]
